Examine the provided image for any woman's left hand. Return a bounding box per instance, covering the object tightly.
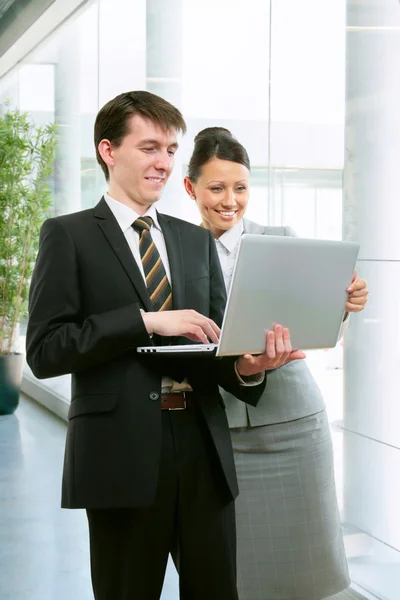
[346,272,369,313]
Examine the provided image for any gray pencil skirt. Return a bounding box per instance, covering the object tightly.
[231,410,350,600]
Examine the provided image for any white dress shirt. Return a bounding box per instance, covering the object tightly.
[105,193,182,393]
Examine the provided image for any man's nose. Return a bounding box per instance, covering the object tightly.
[155,151,172,172]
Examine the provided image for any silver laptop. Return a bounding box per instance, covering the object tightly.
[137,234,360,357]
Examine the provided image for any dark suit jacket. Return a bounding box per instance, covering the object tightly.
[26,198,265,509]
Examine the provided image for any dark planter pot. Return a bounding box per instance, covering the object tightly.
[0,353,24,415]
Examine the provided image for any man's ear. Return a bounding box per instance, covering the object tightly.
[98,139,114,171]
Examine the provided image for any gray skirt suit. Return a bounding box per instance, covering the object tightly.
[219,219,350,600]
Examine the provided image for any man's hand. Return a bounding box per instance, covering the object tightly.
[141,309,220,344]
[346,271,369,313]
[236,324,306,377]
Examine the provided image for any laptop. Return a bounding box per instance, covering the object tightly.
[137,234,360,357]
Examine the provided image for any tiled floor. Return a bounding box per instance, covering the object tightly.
[0,375,377,600]
[0,394,179,600]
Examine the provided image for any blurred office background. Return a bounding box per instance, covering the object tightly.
[0,0,399,599]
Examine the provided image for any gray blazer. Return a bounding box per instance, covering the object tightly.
[221,219,325,428]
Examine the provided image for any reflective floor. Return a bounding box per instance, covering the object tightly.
[0,394,179,600]
[0,386,381,600]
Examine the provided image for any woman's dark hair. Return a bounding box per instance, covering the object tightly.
[94,90,187,181]
[187,127,250,182]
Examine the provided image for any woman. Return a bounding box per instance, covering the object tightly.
[184,127,368,600]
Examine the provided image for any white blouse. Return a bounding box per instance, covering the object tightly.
[214,220,244,292]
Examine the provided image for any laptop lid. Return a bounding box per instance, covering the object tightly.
[216,234,360,356]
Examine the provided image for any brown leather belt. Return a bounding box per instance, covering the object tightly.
[161,391,194,410]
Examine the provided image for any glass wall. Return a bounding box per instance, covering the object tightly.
[3,0,395,597]
[0,0,345,229]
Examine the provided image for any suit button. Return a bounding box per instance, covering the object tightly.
[149,392,160,401]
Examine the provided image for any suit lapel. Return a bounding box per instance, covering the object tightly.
[157,213,185,310]
[94,197,153,312]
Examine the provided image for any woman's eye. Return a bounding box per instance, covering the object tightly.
[236,186,247,192]
[210,187,223,192]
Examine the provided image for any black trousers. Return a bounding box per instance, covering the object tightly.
[86,406,238,600]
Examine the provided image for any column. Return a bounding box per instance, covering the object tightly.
[146,0,184,218]
[342,0,400,554]
[53,29,81,216]
[98,0,146,106]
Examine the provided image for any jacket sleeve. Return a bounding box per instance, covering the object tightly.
[206,229,266,406]
[26,218,151,379]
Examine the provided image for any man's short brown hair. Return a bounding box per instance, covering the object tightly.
[94,90,187,180]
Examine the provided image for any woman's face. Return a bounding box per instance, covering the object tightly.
[185,157,250,238]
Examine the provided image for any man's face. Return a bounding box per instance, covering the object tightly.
[106,114,179,209]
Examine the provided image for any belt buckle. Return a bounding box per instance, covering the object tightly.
[169,391,186,411]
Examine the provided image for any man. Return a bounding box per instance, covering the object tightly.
[26,91,304,600]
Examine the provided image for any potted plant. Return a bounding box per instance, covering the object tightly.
[0,104,58,415]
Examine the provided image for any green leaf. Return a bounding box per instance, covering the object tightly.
[0,105,58,354]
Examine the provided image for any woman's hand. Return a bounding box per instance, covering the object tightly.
[346,272,369,313]
[236,324,306,377]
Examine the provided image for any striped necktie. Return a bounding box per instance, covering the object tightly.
[132,216,173,311]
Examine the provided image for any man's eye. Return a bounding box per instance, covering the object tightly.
[168,150,176,156]
[142,147,154,153]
